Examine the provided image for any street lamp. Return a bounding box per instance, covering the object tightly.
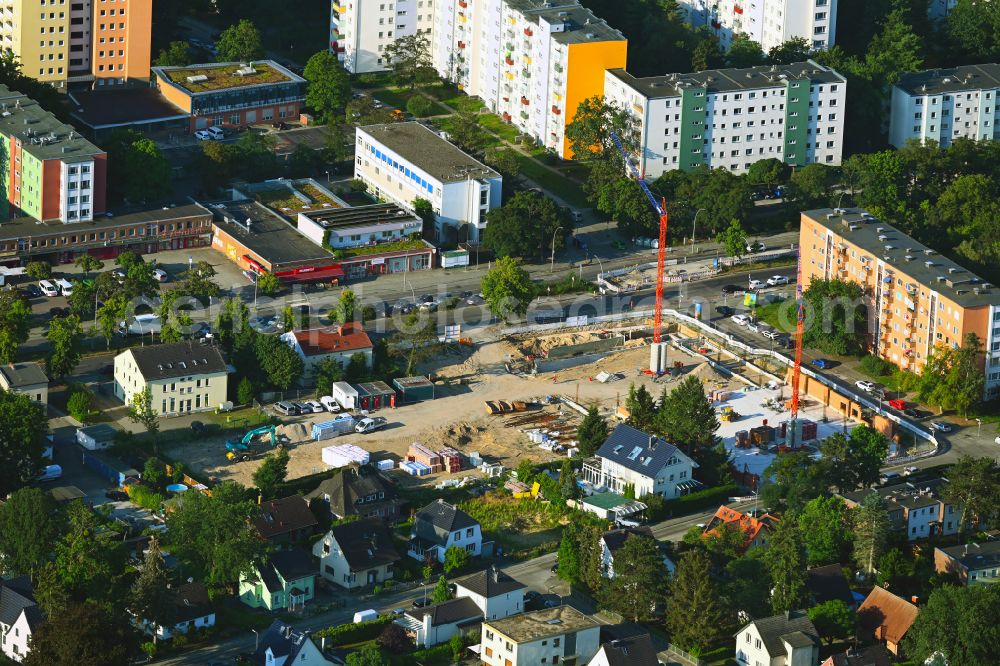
[690,208,706,255]
[252,628,259,651]
[837,191,848,208]
[549,226,563,273]
[976,418,982,437]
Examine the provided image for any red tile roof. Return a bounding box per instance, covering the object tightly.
[703,505,780,551]
[292,324,373,357]
[857,586,919,646]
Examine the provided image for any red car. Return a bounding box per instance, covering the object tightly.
[888,399,906,410]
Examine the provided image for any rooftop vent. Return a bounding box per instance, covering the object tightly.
[904,255,914,262]
[186,74,209,84]
[925,261,935,267]
[878,234,887,241]
[924,248,936,255]
[234,64,257,77]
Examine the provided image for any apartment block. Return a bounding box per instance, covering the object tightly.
[113,341,228,416]
[354,122,501,242]
[604,60,845,177]
[677,0,836,52]
[331,0,434,73]
[927,0,958,20]
[934,541,1000,586]
[152,61,306,132]
[0,84,106,222]
[480,606,601,666]
[889,64,1000,149]
[840,478,964,541]
[801,208,1000,399]
[435,0,626,157]
[0,0,152,87]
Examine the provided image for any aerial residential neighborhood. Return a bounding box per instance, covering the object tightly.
[0,1,998,666]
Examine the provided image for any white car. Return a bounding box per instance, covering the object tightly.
[929,421,951,433]
[152,268,169,282]
[305,400,324,413]
[748,279,765,290]
[746,321,760,333]
[320,396,341,413]
[746,241,767,253]
[38,280,59,297]
[767,275,789,286]
[995,436,1000,445]
[762,329,779,340]
[855,380,876,393]
[194,129,214,140]
[903,466,919,476]
[731,314,749,326]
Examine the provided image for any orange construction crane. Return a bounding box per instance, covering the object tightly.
[789,249,805,443]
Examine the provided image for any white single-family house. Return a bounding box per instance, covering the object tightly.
[453,566,525,621]
[735,610,820,666]
[407,499,481,564]
[313,517,400,590]
[583,424,699,499]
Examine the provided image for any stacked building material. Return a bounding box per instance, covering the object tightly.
[400,461,431,476]
[376,459,395,471]
[312,415,356,440]
[321,444,370,468]
[406,442,443,473]
[438,447,462,473]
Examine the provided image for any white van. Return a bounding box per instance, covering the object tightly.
[55,278,74,296]
[206,126,225,140]
[353,609,378,624]
[36,464,62,482]
[39,280,59,297]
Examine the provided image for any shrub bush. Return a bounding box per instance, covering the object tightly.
[662,484,739,516]
[406,95,433,117]
[126,484,166,511]
[859,355,894,377]
[315,615,392,646]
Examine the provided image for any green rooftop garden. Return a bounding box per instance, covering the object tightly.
[164,62,289,92]
[256,185,343,217]
[337,238,428,258]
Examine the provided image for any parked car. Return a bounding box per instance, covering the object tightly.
[305,400,324,413]
[721,284,744,296]
[748,279,765,291]
[888,399,906,410]
[23,283,41,298]
[746,321,760,333]
[293,402,313,414]
[811,359,831,369]
[355,417,388,434]
[767,275,790,286]
[55,278,74,296]
[903,466,919,476]
[411,599,428,609]
[104,490,129,502]
[320,396,341,413]
[274,401,300,416]
[715,305,734,317]
[152,268,169,282]
[855,380,876,393]
[731,314,750,326]
[746,241,767,253]
[38,280,59,297]
[880,471,901,484]
[902,407,919,418]
[194,129,214,141]
[929,421,951,432]
[190,421,207,435]
[271,121,289,130]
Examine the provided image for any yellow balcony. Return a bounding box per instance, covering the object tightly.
[335,5,347,12]
[524,56,532,65]
[504,72,514,80]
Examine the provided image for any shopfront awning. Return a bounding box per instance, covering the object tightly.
[277,265,345,284]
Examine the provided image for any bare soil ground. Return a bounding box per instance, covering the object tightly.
[164,330,726,488]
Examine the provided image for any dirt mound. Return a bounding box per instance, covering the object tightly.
[276,422,310,443]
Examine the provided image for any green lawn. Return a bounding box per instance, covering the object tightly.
[371,87,414,109]
[516,156,588,207]
[441,92,485,113]
[478,113,520,142]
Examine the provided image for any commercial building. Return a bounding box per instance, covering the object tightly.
[331,0,434,73]
[603,60,846,177]
[0,85,107,222]
[888,64,1000,149]
[676,0,836,52]
[297,202,436,278]
[480,606,601,666]
[438,0,626,157]
[800,208,1000,399]
[0,0,152,88]
[113,341,229,416]
[0,362,48,409]
[152,61,306,133]
[934,541,1000,586]
[0,203,213,266]
[354,123,501,242]
[839,478,965,541]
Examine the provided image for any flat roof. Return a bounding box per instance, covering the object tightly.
[0,362,47,387]
[0,203,213,242]
[607,60,844,99]
[486,606,598,644]
[804,208,1000,308]
[210,200,334,267]
[358,122,499,183]
[393,376,433,389]
[505,0,624,44]
[152,60,304,95]
[895,63,1000,96]
[0,85,103,161]
[301,202,420,230]
[69,88,188,129]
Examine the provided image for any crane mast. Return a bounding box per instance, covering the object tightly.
[788,250,805,447]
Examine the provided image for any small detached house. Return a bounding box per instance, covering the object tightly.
[408,499,482,564]
[280,324,373,379]
[314,517,400,590]
[806,564,858,609]
[703,505,781,554]
[136,582,215,641]
[0,362,48,410]
[588,634,659,666]
[600,527,675,579]
[0,576,42,663]
[251,620,332,666]
[583,423,699,499]
[735,610,820,666]
[304,464,402,523]
[254,495,319,544]
[453,565,525,621]
[398,597,483,648]
[239,549,317,612]
[856,586,919,657]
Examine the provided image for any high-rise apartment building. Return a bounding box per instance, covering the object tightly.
[800,208,1000,400]
[0,85,107,222]
[677,0,836,52]
[603,60,845,177]
[331,0,434,74]
[888,64,1000,149]
[0,0,152,88]
[927,0,958,20]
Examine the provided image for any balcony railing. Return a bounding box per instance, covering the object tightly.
[524,27,533,36]
[521,96,530,105]
[521,69,531,79]
[505,56,514,65]
[553,63,563,73]
[551,105,560,115]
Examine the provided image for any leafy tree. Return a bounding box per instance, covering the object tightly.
[556,526,581,583]
[376,622,412,653]
[255,271,281,296]
[0,390,47,496]
[565,95,635,162]
[215,19,264,61]
[236,377,255,405]
[96,294,128,349]
[0,487,61,577]
[760,450,829,513]
[382,34,435,89]
[789,164,838,208]
[67,386,93,423]
[142,458,166,488]
[406,94,433,117]
[767,37,812,64]
[0,290,31,363]
[921,334,985,418]
[45,315,83,379]
[412,197,436,239]
[252,448,290,500]
[303,50,351,123]
[154,41,192,67]
[179,260,221,302]
[559,460,580,501]
[797,496,851,565]
[808,600,855,645]
[576,406,608,457]
[481,256,535,322]
[104,130,172,204]
[335,289,358,323]
[74,254,104,278]
[443,545,470,574]
[818,426,887,493]
[129,538,172,642]
[658,376,728,484]
[904,584,1000,666]
[449,633,465,661]
[716,218,748,259]
[724,556,772,621]
[389,312,439,375]
[345,645,390,666]
[763,519,808,613]
[745,158,789,189]
[25,261,52,280]
[666,549,728,652]
[313,357,345,393]
[256,334,304,390]
[875,547,914,592]
[605,533,667,622]
[22,601,137,666]
[483,147,520,178]
[703,521,747,561]
[445,111,488,152]
[430,575,451,604]
[483,190,570,261]
[800,278,866,356]
[852,491,890,577]
[945,0,1000,61]
[127,387,160,447]
[940,456,1000,542]
[726,34,766,68]
[164,481,266,586]
[53,501,126,605]
[691,37,725,71]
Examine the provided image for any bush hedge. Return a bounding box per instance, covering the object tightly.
[315,615,392,646]
[661,483,740,516]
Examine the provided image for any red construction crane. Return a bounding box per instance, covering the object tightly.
[610,131,668,347]
[789,249,805,442]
